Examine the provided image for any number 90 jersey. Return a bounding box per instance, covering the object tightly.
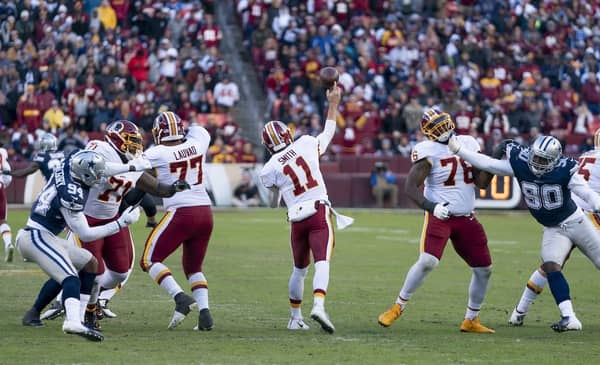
[260,135,328,209]
[411,135,480,216]
[142,125,212,210]
[84,140,143,219]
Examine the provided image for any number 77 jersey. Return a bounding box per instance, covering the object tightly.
[411,135,480,216]
[142,125,212,209]
[260,135,328,208]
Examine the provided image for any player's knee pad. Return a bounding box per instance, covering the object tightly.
[541,261,561,273]
[416,252,439,272]
[472,265,492,279]
[292,266,308,278]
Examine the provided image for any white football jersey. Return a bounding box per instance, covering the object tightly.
[142,125,212,210]
[85,140,143,219]
[0,147,11,188]
[411,135,480,216]
[260,135,328,209]
[573,149,600,211]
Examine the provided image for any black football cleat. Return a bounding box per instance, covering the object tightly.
[22,308,44,327]
[195,308,213,331]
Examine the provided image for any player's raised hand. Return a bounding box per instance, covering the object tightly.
[326,82,341,105]
[447,135,461,154]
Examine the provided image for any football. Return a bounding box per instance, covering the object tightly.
[319,67,339,89]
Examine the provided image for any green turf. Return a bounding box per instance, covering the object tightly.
[1,209,599,365]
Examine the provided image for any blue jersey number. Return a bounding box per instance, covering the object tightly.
[521,182,563,210]
[67,183,84,200]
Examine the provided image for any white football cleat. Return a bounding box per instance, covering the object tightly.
[168,293,197,329]
[310,306,335,334]
[41,300,64,320]
[551,316,582,332]
[508,307,527,326]
[98,299,117,318]
[62,320,104,342]
[287,317,310,330]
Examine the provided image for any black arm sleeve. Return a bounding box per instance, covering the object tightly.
[119,188,147,215]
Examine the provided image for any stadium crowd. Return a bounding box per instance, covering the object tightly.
[238,0,600,158]
[0,0,258,164]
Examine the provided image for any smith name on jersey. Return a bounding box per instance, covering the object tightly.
[28,157,88,235]
[411,135,480,216]
[32,150,65,181]
[507,143,578,227]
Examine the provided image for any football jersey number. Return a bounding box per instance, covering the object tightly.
[97,176,133,203]
[521,182,563,210]
[578,157,596,181]
[440,157,473,186]
[169,156,203,185]
[282,156,319,196]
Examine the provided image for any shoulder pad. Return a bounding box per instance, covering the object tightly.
[411,141,434,163]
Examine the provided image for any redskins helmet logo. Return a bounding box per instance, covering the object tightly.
[112,121,124,132]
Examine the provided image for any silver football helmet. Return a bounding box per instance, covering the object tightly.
[69,150,106,187]
[528,135,562,176]
[39,133,57,152]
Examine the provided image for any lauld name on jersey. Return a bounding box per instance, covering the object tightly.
[173,145,198,160]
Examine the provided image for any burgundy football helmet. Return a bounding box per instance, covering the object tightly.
[262,120,293,154]
[152,111,185,144]
[420,107,455,142]
[105,120,143,160]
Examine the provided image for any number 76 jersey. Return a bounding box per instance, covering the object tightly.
[411,135,481,216]
[260,135,328,208]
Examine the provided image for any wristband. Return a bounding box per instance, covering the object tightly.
[422,199,437,213]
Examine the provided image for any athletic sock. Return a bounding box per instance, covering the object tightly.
[33,279,62,312]
[189,272,209,309]
[289,267,307,318]
[313,261,329,308]
[465,266,492,319]
[398,253,439,309]
[149,263,182,298]
[516,269,547,313]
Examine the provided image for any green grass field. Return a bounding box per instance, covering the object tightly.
[1,208,599,365]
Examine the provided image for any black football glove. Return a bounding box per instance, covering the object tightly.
[491,139,514,160]
[172,179,191,192]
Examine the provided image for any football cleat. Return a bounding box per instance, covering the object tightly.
[551,316,582,332]
[40,300,64,320]
[85,308,101,331]
[508,307,527,326]
[310,306,335,334]
[193,308,214,331]
[98,299,117,319]
[4,243,14,262]
[378,303,403,327]
[460,317,495,333]
[62,320,104,342]
[168,292,197,329]
[287,317,310,330]
[22,308,44,327]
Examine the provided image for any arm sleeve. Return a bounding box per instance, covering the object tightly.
[60,208,120,242]
[456,148,515,176]
[569,172,600,211]
[315,119,336,155]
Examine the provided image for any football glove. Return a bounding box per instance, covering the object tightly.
[117,207,141,227]
[447,135,461,154]
[433,202,450,220]
[492,139,514,160]
[173,179,191,192]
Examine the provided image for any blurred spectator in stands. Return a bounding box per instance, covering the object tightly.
[580,135,594,153]
[42,100,64,134]
[57,125,85,155]
[16,84,41,133]
[128,47,150,83]
[213,74,239,112]
[375,137,395,157]
[90,98,112,132]
[370,161,397,209]
[36,80,55,114]
[402,97,423,134]
[199,14,221,49]
[543,107,572,137]
[483,106,510,138]
[231,171,261,208]
[553,76,578,124]
[11,124,35,159]
[16,10,34,42]
[237,142,258,163]
[582,72,600,115]
[97,0,117,31]
[575,103,600,135]
[395,133,412,157]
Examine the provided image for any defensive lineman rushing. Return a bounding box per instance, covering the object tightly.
[16,150,140,341]
[0,144,13,262]
[449,134,600,331]
[105,111,214,331]
[378,107,496,333]
[507,129,600,327]
[260,83,353,333]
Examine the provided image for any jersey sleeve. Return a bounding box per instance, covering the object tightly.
[140,146,162,168]
[460,135,481,153]
[32,152,46,164]
[411,142,433,164]
[259,163,277,189]
[58,185,86,212]
[187,125,211,146]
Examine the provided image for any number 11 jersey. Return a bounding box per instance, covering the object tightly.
[260,135,328,209]
[411,135,480,216]
[142,125,212,210]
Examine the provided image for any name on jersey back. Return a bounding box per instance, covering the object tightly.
[277,149,297,165]
[174,145,198,160]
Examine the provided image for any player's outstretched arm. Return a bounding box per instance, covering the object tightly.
[569,172,600,211]
[62,207,140,241]
[9,162,40,177]
[316,83,341,155]
[448,136,514,176]
[472,168,494,189]
[268,187,280,208]
[135,172,190,198]
[104,157,153,176]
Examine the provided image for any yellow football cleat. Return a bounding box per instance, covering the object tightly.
[378,303,403,327]
[460,317,495,333]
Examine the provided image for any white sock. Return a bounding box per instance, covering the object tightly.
[516,269,547,313]
[313,261,329,308]
[89,281,100,305]
[466,266,492,319]
[289,266,308,318]
[149,263,182,298]
[397,253,439,309]
[80,294,90,320]
[189,272,209,309]
[0,223,11,249]
[64,297,81,323]
[558,300,575,317]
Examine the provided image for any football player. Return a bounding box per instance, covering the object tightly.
[507,129,600,327]
[0,143,13,262]
[378,107,496,333]
[104,111,214,331]
[16,150,140,341]
[449,134,600,332]
[10,133,65,182]
[260,83,352,333]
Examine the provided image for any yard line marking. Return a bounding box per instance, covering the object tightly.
[0,269,44,276]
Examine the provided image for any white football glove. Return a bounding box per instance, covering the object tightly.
[117,207,141,227]
[433,203,450,220]
[0,174,12,188]
[447,135,462,154]
[129,157,152,171]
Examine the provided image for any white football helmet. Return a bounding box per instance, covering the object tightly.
[70,150,106,187]
[528,135,562,176]
[39,133,58,152]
